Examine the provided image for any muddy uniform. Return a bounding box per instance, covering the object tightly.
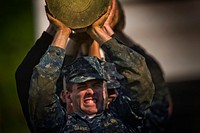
[111,32,172,132]
[15,32,75,132]
[28,38,154,132]
[101,38,155,112]
[15,32,53,132]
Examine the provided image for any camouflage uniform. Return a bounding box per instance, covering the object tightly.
[15,32,54,132]
[112,32,172,132]
[29,37,154,132]
[101,38,155,112]
[102,62,124,90]
[113,0,172,131]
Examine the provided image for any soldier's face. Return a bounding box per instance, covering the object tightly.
[69,79,105,117]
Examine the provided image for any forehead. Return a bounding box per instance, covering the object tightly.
[71,80,104,92]
[76,79,104,86]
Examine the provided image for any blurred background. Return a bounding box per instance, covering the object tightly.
[0,0,199,132]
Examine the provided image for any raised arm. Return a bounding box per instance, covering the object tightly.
[87,0,154,111]
[15,24,55,132]
[28,12,71,132]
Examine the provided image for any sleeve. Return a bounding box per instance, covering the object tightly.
[28,46,66,132]
[15,32,53,132]
[141,57,171,132]
[112,33,171,132]
[101,38,155,111]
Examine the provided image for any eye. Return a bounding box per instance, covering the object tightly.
[76,84,87,90]
[94,83,103,88]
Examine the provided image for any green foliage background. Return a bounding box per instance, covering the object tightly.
[0,0,34,132]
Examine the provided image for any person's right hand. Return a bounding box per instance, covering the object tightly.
[46,12,71,36]
[45,6,71,49]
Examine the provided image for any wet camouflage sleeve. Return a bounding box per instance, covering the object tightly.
[15,32,53,132]
[29,46,66,132]
[141,61,171,133]
[112,33,172,132]
[101,39,155,111]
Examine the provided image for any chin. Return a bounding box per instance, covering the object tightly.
[84,108,98,115]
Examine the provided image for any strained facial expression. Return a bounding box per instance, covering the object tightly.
[69,79,105,116]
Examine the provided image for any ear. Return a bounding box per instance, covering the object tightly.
[103,87,107,100]
[60,90,67,103]
[66,91,73,104]
[65,91,74,114]
[102,85,108,109]
[61,77,69,103]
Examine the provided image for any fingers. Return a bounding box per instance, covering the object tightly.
[92,9,110,28]
[45,5,52,16]
[104,0,117,27]
[46,11,70,32]
[45,5,65,29]
[109,0,117,19]
[45,5,55,21]
[46,12,54,23]
[46,12,61,29]
[90,1,113,28]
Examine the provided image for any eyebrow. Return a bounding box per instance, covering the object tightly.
[77,80,103,86]
[77,82,87,86]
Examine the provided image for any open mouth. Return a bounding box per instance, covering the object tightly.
[84,98,97,106]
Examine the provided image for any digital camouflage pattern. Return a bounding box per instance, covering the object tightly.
[63,56,106,83]
[101,38,155,112]
[112,0,172,131]
[63,111,137,133]
[102,62,124,89]
[28,38,154,132]
[16,32,154,133]
[112,32,172,132]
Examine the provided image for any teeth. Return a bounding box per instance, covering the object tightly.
[89,100,93,103]
[85,99,96,104]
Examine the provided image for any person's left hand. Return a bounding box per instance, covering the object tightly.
[103,0,117,36]
[104,0,117,29]
[87,4,111,37]
[45,6,71,49]
[86,4,112,45]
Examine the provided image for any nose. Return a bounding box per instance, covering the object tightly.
[86,88,95,96]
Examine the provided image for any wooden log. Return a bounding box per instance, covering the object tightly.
[45,0,110,29]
